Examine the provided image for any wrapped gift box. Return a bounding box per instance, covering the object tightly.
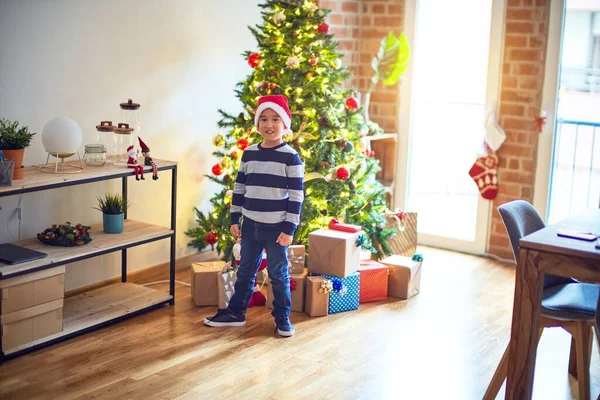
[308,228,361,278]
[383,212,417,257]
[266,270,307,313]
[287,245,306,274]
[305,276,330,317]
[256,269,269,286]
[191,261,227,306]
[358,260,388,303]
[217,268,237,309]
[380,255,422,300]
[322,272,360,314]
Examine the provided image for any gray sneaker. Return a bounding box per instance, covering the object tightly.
[204,309,246,327]
[274,315,295,337]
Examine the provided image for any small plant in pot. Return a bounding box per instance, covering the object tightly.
[94,193,130,234]
[0,118,36,180]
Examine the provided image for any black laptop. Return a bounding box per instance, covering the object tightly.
[0,243,47,265]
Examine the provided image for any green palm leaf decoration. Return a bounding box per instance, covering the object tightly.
[368,32,410,93]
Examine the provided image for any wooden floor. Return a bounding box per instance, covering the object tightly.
[0,247,598,399]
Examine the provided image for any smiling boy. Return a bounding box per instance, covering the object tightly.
[204,95,304,337]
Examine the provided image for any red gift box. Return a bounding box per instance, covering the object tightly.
[358,260,388,303]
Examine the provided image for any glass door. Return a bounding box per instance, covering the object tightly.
[396,0,505,254]
[534,0,600,224]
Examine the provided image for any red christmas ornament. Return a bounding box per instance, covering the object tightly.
[247,53,261,68]
[345,97,359,111]
[237,137,250,151]
[269,82,277,90]
[309,57,318,66]
[212,163,223,176]
[336,166,350,180]
[317,22,330,34]
[205,232,218,245]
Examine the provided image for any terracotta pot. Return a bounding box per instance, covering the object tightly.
[2,149,25,180]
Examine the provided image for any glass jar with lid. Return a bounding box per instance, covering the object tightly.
[120,99,140,147]
[112,123,134,166]
[84,144,107,167]
[95,120,115,162]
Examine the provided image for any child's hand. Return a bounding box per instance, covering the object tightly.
[276,232,293,246]
[230,224,240,238]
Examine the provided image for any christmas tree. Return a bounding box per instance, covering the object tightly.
[186,0,395,261]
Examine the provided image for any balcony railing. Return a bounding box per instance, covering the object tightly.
[547,118,600,223]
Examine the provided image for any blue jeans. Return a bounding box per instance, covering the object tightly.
[227,217,291,318]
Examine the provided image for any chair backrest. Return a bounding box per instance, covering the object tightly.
[596,288,600,344]
[497,200,573,288]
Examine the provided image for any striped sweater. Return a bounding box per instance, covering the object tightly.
[230,142,304,235]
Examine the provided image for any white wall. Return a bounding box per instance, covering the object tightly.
[0,0,262,290]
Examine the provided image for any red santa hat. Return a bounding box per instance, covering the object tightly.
[138,137,150,152]
[254,95,292,129]
[127,145,136,157]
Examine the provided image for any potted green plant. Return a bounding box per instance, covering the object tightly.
[0,118,36,179]
[93,193,130,234]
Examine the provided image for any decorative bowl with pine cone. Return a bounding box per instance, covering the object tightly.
[37,222,92,246]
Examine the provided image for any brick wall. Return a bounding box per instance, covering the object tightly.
[319,0,404,132]
[318,0,551,259]
[489,0,551,260]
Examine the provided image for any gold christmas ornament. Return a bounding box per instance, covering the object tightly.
[219,156,231,169]
[212,134,225,147]
[303,1,318,13]
[273,11,286,24]
[332,59,342,69]
[286,56,300,68]
[230,150,242,160]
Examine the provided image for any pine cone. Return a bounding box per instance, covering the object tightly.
[320,162,330,170]
[320,209,328,216]
[349,181,356,190]
[318,116,330,127]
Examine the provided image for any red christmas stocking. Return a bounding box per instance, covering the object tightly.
[468,142,498,200]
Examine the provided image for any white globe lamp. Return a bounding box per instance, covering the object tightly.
[39,117,84,173]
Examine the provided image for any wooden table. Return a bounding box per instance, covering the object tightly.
[506,209,600,399]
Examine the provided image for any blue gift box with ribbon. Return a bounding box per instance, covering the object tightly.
[321,272,360,314]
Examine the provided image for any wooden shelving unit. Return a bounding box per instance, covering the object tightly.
[362,134,397,206]
[0,159,178,361]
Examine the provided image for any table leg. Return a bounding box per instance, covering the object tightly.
[505,248,545,399]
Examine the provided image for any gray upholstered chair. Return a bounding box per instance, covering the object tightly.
[484,200,598,400]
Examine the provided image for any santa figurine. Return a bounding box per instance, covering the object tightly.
[126,145,145,181]
[138,137,158,180]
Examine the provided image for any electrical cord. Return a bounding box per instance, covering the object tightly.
[17,193,23,240]
[142,280,191,287]
[485,252,515,264]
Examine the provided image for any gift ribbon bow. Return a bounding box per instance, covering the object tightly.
[290,278,297,292]
[412,253,423,262]
[328,218,361,233]
[355,233,367,248]
[332,278,348,296]
[384,208,406,232]
[287,247,305,265]
[319,279,333,294]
